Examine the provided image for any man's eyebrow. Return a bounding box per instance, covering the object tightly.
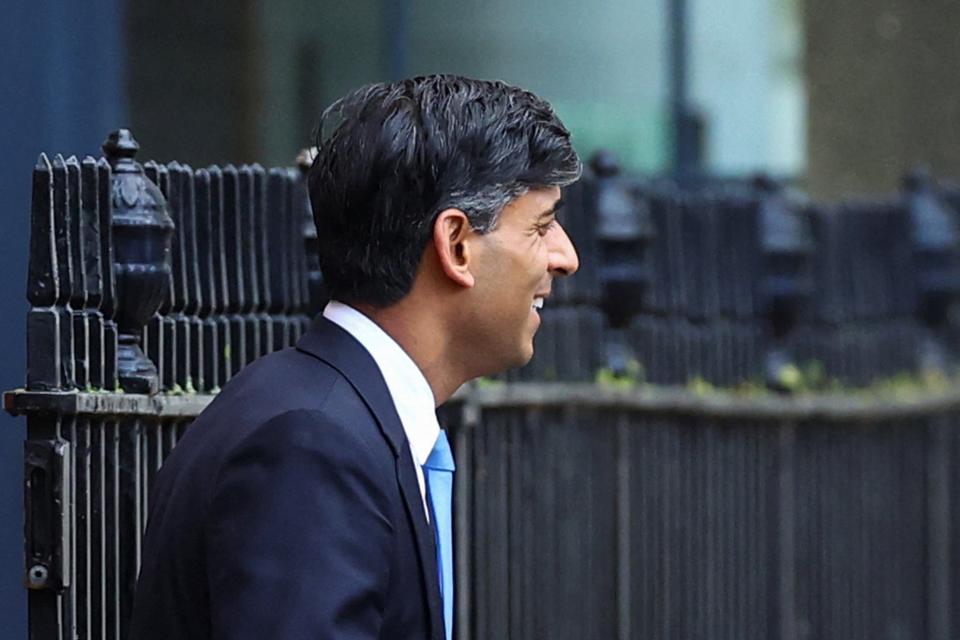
[538,198,564,221]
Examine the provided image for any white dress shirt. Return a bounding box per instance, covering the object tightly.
[323,301,440,520]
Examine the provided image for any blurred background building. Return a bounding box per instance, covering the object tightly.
[3,0,960,635]
[124,0,805,178]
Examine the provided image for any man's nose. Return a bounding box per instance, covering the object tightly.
[548,223,580,277]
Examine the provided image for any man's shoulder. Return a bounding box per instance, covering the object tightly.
[193,345,380,442]
[150,346,394,518]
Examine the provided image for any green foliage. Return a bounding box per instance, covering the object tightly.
[473,376,505,389]
[852,369,950,399]
[595,359,644,388]
[771,360,833,394]
[686,376,715,396]
[679,360,957,399]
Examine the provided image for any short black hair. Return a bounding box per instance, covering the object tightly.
[308,74,581,308]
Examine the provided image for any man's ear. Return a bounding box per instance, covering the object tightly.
[433,208,476,288]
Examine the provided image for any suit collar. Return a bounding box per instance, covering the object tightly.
[296,315,406,455]
[295,315,446,639]
[321,301,441,467]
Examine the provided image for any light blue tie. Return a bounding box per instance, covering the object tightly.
[423,430,455,640]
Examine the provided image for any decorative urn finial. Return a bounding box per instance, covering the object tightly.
[903,167,960,374]
[102,129,175,394]
[755,175,814,392]
[590,150,655,377]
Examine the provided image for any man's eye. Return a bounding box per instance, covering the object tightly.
[537,220,556,236]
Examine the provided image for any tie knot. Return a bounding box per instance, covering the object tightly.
[424,429,455,472]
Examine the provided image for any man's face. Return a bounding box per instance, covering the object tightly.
[463,186,579,373]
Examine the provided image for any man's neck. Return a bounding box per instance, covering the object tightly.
[353,300,465,406]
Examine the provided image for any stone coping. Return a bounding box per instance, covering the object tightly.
[6,383,960,423]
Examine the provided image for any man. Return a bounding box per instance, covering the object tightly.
[131,74,580,640]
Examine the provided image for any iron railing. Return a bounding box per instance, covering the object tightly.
[8,130,960,639]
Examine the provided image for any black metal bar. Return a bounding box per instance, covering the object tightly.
[290,168,312,338]
[194,168,220,392]
[89,415,105,639]
[239,165,261,364]
[97,158,118,392]
[142,161,171,393]
[927,415,951,640]
[115,417,140,638]
[81,157,106,391]
[72,416,91,640]
[222,165,246,376]
[207,165,232,385]
[177,163,205,393]
[250,164,273,355]
[105,418,118,640]
[52,155,76,390]
[283,170,301,343]
[166,162,192,393]
[27,154,61,390]
[266,168,291,351]
[66,157,90,391]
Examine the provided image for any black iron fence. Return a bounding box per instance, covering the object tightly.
[7,131,960,639]
[451,386,960,640]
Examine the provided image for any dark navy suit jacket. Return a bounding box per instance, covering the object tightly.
[131,317,444,639]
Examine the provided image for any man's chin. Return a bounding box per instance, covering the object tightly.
[470,338,537,379]
[513,343,536,370]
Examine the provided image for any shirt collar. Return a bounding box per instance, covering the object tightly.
[322,301,440,466]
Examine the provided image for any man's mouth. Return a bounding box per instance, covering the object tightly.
[532,297,544,310]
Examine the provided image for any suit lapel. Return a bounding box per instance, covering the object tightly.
[296,316,445,639]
